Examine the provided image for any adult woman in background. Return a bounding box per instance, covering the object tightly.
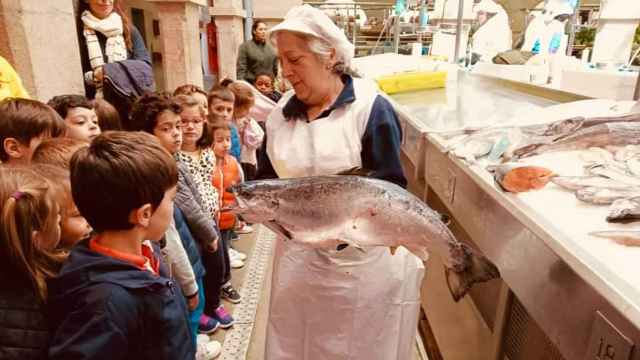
[257,5,423,360]
[76,0,152,127]
[236,20,278,84]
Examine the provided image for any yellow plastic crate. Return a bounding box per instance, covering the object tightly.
[375,71,448,95]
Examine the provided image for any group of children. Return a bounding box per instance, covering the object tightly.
[0,73,279,359]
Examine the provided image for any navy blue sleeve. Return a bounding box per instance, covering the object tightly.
[361,96,407,188]
[48,288,136,360]
[256,131,278,179]
[130,26,151,65]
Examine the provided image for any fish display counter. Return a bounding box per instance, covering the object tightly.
[392,72,640,360]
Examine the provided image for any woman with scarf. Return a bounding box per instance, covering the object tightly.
[76,0,152,127]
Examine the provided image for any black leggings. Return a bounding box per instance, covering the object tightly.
[242,163,257,181]
[202,231,231,315]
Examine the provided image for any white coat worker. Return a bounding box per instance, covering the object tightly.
[522,0,575,56]
[521,1,547,53]
[471,0,512,63]
[255,4,424,360]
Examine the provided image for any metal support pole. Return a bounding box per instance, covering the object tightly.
[352,4,357,46]
[242,0,253,41]
[418,0,428,29]
[453,0,464,64]
[634,71,640,100]
[566,0,581,56]
[393,16,401,53]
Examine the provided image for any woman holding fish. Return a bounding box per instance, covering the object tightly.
[256,5,424,360]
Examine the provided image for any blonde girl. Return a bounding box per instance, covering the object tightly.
[0,167,64,359]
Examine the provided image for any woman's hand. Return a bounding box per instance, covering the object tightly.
[93,66,104,83]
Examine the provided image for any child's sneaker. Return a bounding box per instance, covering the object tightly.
[196,340,221,360]
[198,314,220,334]
[236,223,254,234]
[221,283,242,304]
[230,256,244,269]
[197,334,211,344]
[213,305,235,328]
[229,247,247,261]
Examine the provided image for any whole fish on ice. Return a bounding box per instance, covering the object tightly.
[446,112,640,158]
[453,139,493,163]
[586,164,640,186]
[575,187,640,205]
[513,122,640,159]
[227,176,500,301]
[550,176,632,191]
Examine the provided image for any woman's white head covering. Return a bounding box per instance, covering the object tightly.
[544,0,575,18]
[473,0,503,15]
[269,4,355,68]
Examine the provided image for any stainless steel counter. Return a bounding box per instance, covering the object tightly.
[394,72,640,360]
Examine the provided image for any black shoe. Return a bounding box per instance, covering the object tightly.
[221,284,241,304]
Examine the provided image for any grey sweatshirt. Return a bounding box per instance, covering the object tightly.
[161,218,198,297]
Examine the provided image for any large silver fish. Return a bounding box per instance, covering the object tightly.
[446,113,640,151]
[575,187,640,205]
[514,122,640,159]
[227,176,500,301]
[550,176,633,191]
[586,164,640,186]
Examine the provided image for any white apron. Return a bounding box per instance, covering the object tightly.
[264,78,424,360]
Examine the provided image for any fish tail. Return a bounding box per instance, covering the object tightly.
[445,246,500,302]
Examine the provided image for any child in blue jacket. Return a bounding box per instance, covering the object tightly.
[48,131,195,359]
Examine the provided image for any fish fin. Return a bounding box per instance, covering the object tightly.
[336,167,376,177]
[389,246,398,255]
[445,245,500,302]
[336,242,366,253]
[265,220,292,241]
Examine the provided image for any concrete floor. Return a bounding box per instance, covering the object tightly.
[200,227,423,360]
[197,228,272,359]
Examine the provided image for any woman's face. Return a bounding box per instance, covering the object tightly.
[253,23,268,42]
[276,32,335,107]
[87,0,114,20]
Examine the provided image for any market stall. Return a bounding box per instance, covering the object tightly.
[393,71,640,360]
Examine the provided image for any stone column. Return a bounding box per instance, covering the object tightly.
[0,0,84,101]
[149,0,206,91]
[211,0,245,81]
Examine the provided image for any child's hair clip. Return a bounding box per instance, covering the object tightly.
[11,191,24,200]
